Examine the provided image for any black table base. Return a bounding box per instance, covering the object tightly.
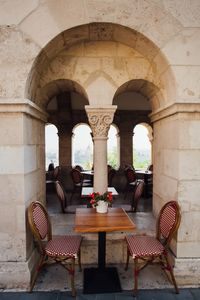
[83,267,122,294]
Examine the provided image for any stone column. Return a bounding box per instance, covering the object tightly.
[57,124,72,167]
[119,122,133,168]
[85,106,117,193]
[0,98,47,288]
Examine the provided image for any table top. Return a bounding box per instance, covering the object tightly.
[82,187,118,196]
[74,207,136,233]
[135,170,153,175]
[81,170,94,176]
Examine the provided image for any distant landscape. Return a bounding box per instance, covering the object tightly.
[46,146,150,170]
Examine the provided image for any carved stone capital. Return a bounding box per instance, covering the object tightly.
[85,105,117,138]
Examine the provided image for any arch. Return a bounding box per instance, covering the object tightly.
[35,79,89,109]
[133,123,152,169]
[113,79,163,112]
[25,23,177,112]
[45,123,59,169]
[72,123,93,169]
[108,124,120,168]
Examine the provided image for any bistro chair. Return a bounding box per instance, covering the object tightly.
[27,201,82,296]
[146,164,153,196]
[125,201,181,296]
[147,164,153,172]
[54,180,68,213]
[55,180,87,213]
[74,165,84,172]
[70,168,91,203]
[129,180,144,212]
[108,168,116,186]
[124,168,137,200]
[46,166,61,192]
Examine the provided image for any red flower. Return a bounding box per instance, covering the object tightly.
[107,192,113,202]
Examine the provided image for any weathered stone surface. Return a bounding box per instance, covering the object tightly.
[0,0,38,25]
[0,261,30,289]
[0,26,40,98]
[164,0,200,27]
[0,0,200,291]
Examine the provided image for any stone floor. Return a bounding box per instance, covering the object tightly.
[31,188,174,293]
[1,187,200,299]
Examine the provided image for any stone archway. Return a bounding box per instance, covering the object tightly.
[1,11,200,288]
[25,23,175,113]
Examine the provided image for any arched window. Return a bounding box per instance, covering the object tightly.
[72,124,93,170]
[133,123,152,169]
[45,124,59,170]
[107,124,120,168]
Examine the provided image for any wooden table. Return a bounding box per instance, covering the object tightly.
[81,170,94,185]
[82,187,118,197]
[75,207,136,294]
[135,170,153,197]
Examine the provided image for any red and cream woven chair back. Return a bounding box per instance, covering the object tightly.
[27,201,82,296]
[71,168,83,185]
[132,180,144,212]
[53,166,61,180]
[125,168,137,183]
[74,165,84,172]
[156,200,181,247]
[134,180,144,202]
[28,201,52,253]
[55,181,66,213]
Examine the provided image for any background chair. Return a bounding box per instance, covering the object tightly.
[74,165,84,172]
[125,201,181,296]
[147,164,153,172]
[70,168,91,203]
[124,168,137,199]
[55,180,87,213]
[27,201,82,296]
[46,166,61,193]
[146,164,153,196]
[108,168,116,186]
[130,180,144,212]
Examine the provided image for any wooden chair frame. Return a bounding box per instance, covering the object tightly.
[27,201,82,296]
[124,168,137,200]
[125,201,181,296]
[131,180,145,212]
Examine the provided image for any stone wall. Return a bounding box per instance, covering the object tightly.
[0,0,200,289]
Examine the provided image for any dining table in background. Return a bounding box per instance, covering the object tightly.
[81,170,94,185]
[135,169,153,197]
[81,187,118,207]
[74,207,136,294]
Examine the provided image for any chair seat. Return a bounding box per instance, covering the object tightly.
[83,179,91,184]
[45,235,82,258]
[125,235,164,258]
[129,181,137,186]
[75,182,91,187]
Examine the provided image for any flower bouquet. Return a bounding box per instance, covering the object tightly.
[90,191,113,213]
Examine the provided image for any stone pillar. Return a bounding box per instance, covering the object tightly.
[0,98,47,288]
[119,123,133,168]
[147,125,153,164]
[57,124,72,167]
[151,103,200,285]
[85,106,117,193]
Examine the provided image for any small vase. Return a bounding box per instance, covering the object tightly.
[96,200,108,213]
